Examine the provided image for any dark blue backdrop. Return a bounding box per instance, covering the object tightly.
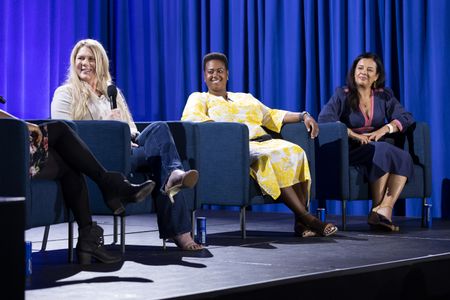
[1,0,449,218]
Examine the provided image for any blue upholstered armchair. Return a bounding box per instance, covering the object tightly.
[193,122,315,238]
[315,122,432,230]
[76,120,198,252]
[0,119,75,261]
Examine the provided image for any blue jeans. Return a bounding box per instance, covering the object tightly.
[130,122,191,238]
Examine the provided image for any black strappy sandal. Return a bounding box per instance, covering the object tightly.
[294,221,317,238]
[368,209,400,232]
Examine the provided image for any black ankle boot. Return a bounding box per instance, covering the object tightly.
[76,222,122,265]
[98,171,155,215]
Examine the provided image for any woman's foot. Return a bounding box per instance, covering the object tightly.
[296,213,338,237]
[172,232,203,251]
[165,169,199,203]
[294,221,317,238]
[372,205,393,220]
[368,205,399,232]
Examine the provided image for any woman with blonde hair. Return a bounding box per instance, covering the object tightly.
[51,39,202,251]
[53,39,136,133]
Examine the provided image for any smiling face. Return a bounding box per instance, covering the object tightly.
[75,46,97,88]
[204,59,228,97]
[354,58,379,89]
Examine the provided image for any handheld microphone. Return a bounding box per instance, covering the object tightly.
[0,96,6,104]
[107,85,118,109]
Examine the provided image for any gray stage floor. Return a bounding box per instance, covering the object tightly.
[25,209,450,299]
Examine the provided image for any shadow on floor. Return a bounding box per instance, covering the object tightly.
[27,245,213,290]
[204,230,368,249]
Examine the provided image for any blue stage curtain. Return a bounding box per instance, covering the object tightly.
[1,0,449,218]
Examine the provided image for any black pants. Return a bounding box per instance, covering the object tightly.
[33,121,106,228]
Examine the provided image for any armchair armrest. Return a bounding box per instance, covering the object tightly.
[26,119,76,127]
[315,122,350,199]
[406,122,432,197]
[280,123,316,199]
[195,122,250,206]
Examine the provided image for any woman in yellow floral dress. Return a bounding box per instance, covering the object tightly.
[182,52,338,237]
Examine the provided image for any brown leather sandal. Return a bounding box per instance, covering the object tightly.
[368,206,400,232]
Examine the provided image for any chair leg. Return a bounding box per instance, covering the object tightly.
[421,197,427,228]
[120,215,126,254]
[68,221,74,263]
[113,215,119,245]
[191,210,196,239]
[341,200,347,231]
[240,206,246,239]
[41,225,50,251]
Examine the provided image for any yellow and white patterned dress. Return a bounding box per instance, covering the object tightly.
[182,92,311,200]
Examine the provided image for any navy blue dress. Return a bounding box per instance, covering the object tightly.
[318,87,415,183]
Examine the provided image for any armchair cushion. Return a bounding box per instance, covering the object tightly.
[194,122,250,207]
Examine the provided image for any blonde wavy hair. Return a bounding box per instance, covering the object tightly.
[64,39,133,124]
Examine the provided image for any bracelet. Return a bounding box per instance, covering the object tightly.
[301,111,311,122]
[386,123,394,134]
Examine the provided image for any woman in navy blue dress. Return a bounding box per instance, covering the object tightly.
[318,53,415,231]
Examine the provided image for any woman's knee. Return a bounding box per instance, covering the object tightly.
[142,121,172,142]
[46,120,72,136]
[148,121,170,133]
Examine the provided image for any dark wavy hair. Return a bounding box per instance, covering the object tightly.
[203,52,228,71]
[346,52,386,111]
